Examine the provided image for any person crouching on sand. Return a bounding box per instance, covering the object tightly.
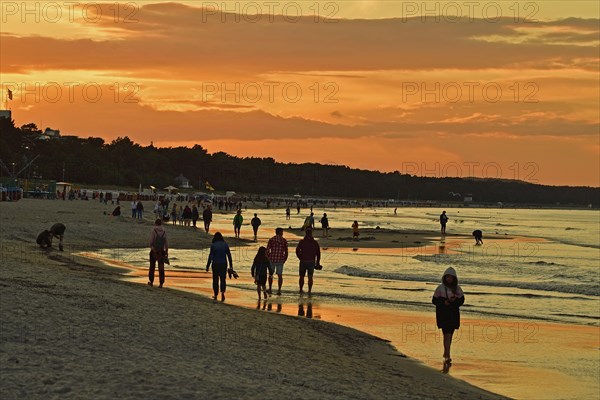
[251,246,271,299]
[432,267,465,373]
[37,223,66,251]
[206,232,233,301]
[149,219,168,288]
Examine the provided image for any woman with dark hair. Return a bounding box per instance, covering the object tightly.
[432,267,465,373]
[251,246,271,299]
[206,232,233,301]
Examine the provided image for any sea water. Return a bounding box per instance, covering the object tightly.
[90,207,600,399]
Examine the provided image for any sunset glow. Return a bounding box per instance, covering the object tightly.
[1,1,599,186]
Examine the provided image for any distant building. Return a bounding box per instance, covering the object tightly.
[36,128,61,140]
[44,128,60,138]
[175,173,191,189]
[56,182,72,194]
[0,110,11,120]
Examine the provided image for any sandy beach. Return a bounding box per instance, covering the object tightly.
[0,199,507,399]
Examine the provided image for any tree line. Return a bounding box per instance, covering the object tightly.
[0,118,597,206]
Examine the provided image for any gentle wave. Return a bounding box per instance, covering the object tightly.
[334,266,600,297]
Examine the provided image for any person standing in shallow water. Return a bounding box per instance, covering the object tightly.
[295,229,320,295]
[440,211,449,234]
[206,232,233,302]
[266,228,288,295]
[149,219,168,288]
[432,267,465,373]
[251,246,271,299]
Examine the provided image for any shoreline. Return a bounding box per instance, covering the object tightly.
[0,199,509,399]
[86,250,599,400]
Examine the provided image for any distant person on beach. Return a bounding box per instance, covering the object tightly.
[352,220,359,241]
[251,213,262,242]
[440,211,448,234]
[302,213,315,231]
[233,210,243,238]
[394,208,397,215]
[149,219,168,288]
[320,213,329,238]
[295,229,321,295]
[136,201,144,220]
[206,232,233,302]
[285,206,291,220]
[432,267,464,373]
[472,230,483,245]
[131,200,137,218]
[296,205,300,214]
[192,204,199,228]
[182,205,192,227]
[266,228,288,295]
[111,205,121,217]
[171,204,178,225]
[203,206,213,233]
[251,246,271,299]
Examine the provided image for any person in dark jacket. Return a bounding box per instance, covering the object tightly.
[49,223,66,250]
[206,232,233,301]
[136,201,144,220]
[36,230,53,249]
[37,223,66,251]
[320,213,329,238]
[440,211,449,234]
[251,213,261,242]
[251,246,271,299]
[182,205,193,227]
[295,229,320,295]
[432,267,465,373]
[203,206,213,233]
[149,219,168,288]
[472,229,483,245]
[192,205,199,228]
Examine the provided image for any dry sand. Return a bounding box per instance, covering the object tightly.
[0,199,507,399]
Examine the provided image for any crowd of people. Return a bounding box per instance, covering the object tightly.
[37,202,468,373]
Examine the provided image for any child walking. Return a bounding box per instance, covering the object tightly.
[432,267,465,373]
[251,247,271,299]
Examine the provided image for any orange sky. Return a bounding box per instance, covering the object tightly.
[1,1,598,186]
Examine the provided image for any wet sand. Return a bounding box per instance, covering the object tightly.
[0,199,506,399]
[106,253,600,400]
